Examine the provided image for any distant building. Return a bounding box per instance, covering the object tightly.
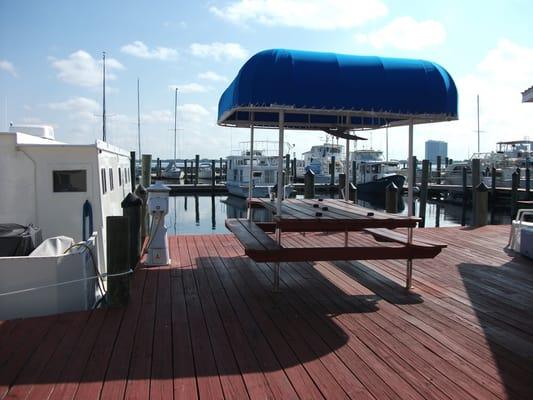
[425,140,448,163]
[522,85,533,103]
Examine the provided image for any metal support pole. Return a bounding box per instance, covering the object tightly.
[276,111,284,216]
[248,121,254,220]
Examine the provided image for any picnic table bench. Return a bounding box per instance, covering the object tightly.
[226,198,446,290]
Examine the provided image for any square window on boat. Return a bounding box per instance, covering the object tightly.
[53,170,87,192]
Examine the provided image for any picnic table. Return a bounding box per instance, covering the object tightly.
[226,198,446,290]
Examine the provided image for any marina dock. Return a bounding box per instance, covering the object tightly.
[1,224,532,399]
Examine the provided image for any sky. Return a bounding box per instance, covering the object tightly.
[1,0,532,161]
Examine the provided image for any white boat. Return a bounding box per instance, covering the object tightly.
[352,149,406,194]
[0,124,131,320]
[226,141,294,198]
[161,160,184,180]
[302,142,345,183]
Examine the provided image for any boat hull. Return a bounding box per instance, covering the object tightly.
[357,174,405,195]
[226,182,271,198]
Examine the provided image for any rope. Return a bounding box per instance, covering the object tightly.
[64,242,105,298]
[0,269,133,297]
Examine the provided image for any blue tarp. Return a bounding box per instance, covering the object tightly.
[218,49,458,130]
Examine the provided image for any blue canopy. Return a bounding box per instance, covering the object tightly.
[218,49,458,131]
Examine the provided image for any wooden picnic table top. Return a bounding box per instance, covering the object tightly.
[250,198,420,231]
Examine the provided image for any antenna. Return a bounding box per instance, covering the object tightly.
[102,52,106,142]
[137,78,141,157]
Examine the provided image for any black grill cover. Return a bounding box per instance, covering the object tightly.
[0,224,43,256]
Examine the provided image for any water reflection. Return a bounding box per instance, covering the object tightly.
[165,194,511,235]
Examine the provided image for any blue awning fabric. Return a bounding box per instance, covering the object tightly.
[217,49,458,131]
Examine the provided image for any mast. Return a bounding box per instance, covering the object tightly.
[102,52,107,142]
[137,78,141,157]
[174,88,178,162]
[477,94,480,153]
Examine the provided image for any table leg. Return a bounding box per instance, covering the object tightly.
[406,227,413,289]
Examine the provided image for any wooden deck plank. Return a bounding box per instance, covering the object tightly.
[1,224,533,400]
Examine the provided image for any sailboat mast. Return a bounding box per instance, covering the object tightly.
[102,52,106,142]
[174,88,178,162]
[477,94,480,153]
[137,78,141,157]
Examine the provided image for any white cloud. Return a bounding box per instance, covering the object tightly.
[190,42,248,61]
[0,60,18,77]
[50,50,124,87]
[48,97,100,121]
[355,17,446,50]
[169,83,210,93]
[198,71,228,82]
[120,41,178,60]
[178,103,210,122]
[210,0,388,30]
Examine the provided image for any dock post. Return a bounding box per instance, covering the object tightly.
[330,156,336,186]
[184,160,188,183]
[304,169,315,199]
[511,171,519,218]
[352,161,357,185]
[134,184,148,241]
[156,157,161,179]
[211,160,216,191]
[121,193,142,267]
[189,159,194,183]
[107,216,130,307]
[339,174,346,198]
[526,167,531,200]
[461,166,467,226]
[471,158,481,224]
[292,157,297,182]
[349,183,357,202]
[385,182,399,213]
[491,167,496,224]
[195,154,199,185]
[445,157,449,167]
[516,168,521,188]
[436,155,442,184]
[141,154,152,187]
[474,182,488,227]
[130,151,136,192]
[419,160,430,227]
[219,157,223,182]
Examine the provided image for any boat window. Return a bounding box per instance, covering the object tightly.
[101,168,107,194]
[53,170,87,192]
[109,168,114,191]
[252,171,262,178]
[118,167,122,186]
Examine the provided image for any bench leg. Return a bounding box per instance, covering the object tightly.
[405,259,413,290]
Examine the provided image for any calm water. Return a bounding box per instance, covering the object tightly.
[165,194,511,235]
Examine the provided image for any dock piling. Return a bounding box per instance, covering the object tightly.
[211,160,216,191]
[461,166,467,226]
[195,154,199,185]
[471,158,481,223]
[474,182,488,227]
[385,182,399,213]
[349,183,357,202]
[106,216,130,307]
[419,160,429,227]
[526,167,531,200]
[141,154,152,187]
[352,161,357,185]
[134,184,148,241]
[304,169,315,199]
[130,151,136,192]
[491,167,496,224]
[330,156,336,186]
[121,193,142,267]
[511,171,519,218]
[436,155,442,184]
[411,155,417,216]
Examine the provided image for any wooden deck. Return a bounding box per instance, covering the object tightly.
[1,225,533,399]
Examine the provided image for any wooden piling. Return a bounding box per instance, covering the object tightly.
[445,157,449,167]
[285,154,290,184]
[195,154,199,185]
[436,155,442,184]
[121,193,142,267]
[106,216,130,307]
[304,169,315,199]
[411,155,417,216]
[474,182,488,227]
[219,157,223,182]
[349,183,357,202]
[461,166,467,226]
[385,182,399,213]
[526,167,531,200]
[330,156,336,186]
[419,159,430,227]
[339,174,346,198]
[292,157,297,181]
[471,158,481,221]
[141,154,152,187]
[491,167,496,224]
[134,184,148,241]
[184,159,188,183]
[352,160,357,185]
[130,151,136,192]
[211,160,216,191]
[511,171,519,218]
[156,158,161,179]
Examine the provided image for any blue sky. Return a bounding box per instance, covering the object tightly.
[1,0,532,161]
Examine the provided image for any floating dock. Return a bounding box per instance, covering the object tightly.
[1,225,532,399]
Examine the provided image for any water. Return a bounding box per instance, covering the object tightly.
[165,194,511,234]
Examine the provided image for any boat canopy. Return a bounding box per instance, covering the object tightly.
[217,49,458,133]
